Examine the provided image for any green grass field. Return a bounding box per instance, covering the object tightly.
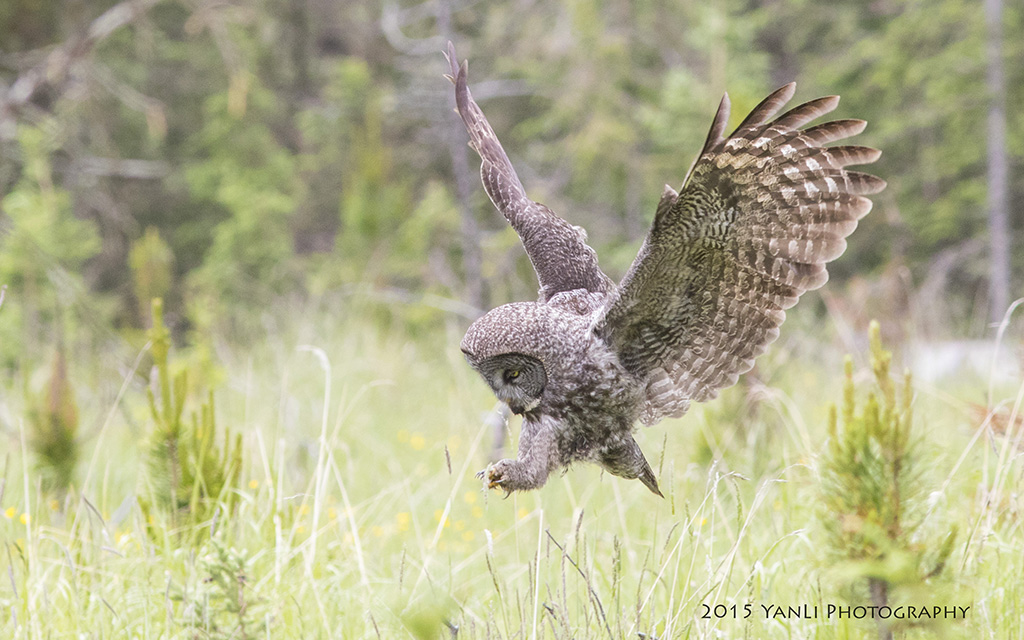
[1,300,1021,639]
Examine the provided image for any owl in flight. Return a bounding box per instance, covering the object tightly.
[446,43,884,496]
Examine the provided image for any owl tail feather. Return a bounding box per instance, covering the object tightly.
[600,436,664,497]
[638,464,664,498]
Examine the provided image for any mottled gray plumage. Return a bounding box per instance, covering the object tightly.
[446,43,885,496]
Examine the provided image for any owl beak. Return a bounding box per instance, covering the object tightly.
[507,398,540,415]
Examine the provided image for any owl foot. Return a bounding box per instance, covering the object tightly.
[476,460,517,497]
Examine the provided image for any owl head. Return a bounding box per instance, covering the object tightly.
[461,302,591,415]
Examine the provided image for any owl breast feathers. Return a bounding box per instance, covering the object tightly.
[446,43,885,496]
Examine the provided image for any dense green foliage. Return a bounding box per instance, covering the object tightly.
[0,0,1020,350]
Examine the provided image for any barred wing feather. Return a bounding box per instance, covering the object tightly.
[445,42,613,301]
[596,84,886,425]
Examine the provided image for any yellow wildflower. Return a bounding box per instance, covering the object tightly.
[396,512,411,532]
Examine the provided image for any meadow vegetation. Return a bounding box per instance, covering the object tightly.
[1,298,1021,638]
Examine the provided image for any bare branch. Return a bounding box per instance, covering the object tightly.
[4,0,163,114]
[381,1,444,56]
[985,0,1011,322]
[89,63,165,117]
[339,283,482,320]
[88,0,158,41]
[73,157,170,180]
[0,0,165,145]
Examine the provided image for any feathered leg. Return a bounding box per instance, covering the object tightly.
[478,414,559,494]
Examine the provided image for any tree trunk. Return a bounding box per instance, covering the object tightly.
[288,0,312,100]
[985,0,1011,323]
[869,577,893,640]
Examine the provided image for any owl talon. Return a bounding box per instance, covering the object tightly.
[475,466,500,488]
[479,461,515,497]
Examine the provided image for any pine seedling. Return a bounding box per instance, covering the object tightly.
[168,537,266,639]
[27,345,79,492]
[129,227,174,325]
[142,298,243,538]
[819,321,956,639]
[196,538,264,639]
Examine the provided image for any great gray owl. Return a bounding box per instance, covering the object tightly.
[446,43,885,496]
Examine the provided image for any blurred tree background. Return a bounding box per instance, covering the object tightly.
[0,0,1021,367]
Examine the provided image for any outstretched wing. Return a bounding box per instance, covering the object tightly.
[445,43,613,301]
[595,83,885,424]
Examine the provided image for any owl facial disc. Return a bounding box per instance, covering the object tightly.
[465,351,546,415]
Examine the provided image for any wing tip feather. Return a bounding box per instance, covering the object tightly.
[444,41,459,80]
[847,171,888,195]
[700,92,732,155]
[735,82,797,131]
[837,146,882,166]
[445,41,470,99]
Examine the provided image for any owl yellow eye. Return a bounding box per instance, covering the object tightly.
[504,369,520,383]
[509,370,519,378]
